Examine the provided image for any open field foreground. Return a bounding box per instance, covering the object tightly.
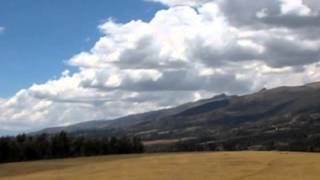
[0,151,320,180]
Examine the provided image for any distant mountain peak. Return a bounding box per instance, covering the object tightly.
[258,88,267,92]
[213,93,227,99]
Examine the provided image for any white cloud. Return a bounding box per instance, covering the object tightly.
[1,0,320,133]
[280,0,311,16]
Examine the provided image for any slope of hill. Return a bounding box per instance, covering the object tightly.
[36,82,320,152]
[35,94,231,134]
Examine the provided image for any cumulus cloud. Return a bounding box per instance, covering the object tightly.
[1,0,320,133]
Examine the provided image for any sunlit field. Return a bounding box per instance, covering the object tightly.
[0,151,319,180]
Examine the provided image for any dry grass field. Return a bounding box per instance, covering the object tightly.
[0,151,319,180]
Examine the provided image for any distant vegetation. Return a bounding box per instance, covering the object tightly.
[174,129,320,152]
[0,132,144,163]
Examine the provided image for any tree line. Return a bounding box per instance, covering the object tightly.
[0,132,144,163]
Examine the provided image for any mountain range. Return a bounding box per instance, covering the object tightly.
[36,81,320,152]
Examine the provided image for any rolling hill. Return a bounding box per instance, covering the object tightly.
[36,81,320,152]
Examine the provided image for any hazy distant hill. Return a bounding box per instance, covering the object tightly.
[36,82,320,152]
[36,93,231,134]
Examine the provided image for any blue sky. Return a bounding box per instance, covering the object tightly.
[0,0,163,97]
[1,0,320,134]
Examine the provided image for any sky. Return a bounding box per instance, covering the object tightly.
[0,0,163,97]
[0,0,320,135]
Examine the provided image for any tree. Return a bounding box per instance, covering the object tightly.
[51,131,70,158]
[0,132,144,163]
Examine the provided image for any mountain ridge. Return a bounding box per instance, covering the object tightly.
[36,81,320,152]
[35,93,231,134]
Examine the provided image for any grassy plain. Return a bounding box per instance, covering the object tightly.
[0,151,319,180]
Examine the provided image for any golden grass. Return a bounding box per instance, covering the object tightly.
[0,151,319,180]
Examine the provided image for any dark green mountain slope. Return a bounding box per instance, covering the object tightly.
[37,82,320,152]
